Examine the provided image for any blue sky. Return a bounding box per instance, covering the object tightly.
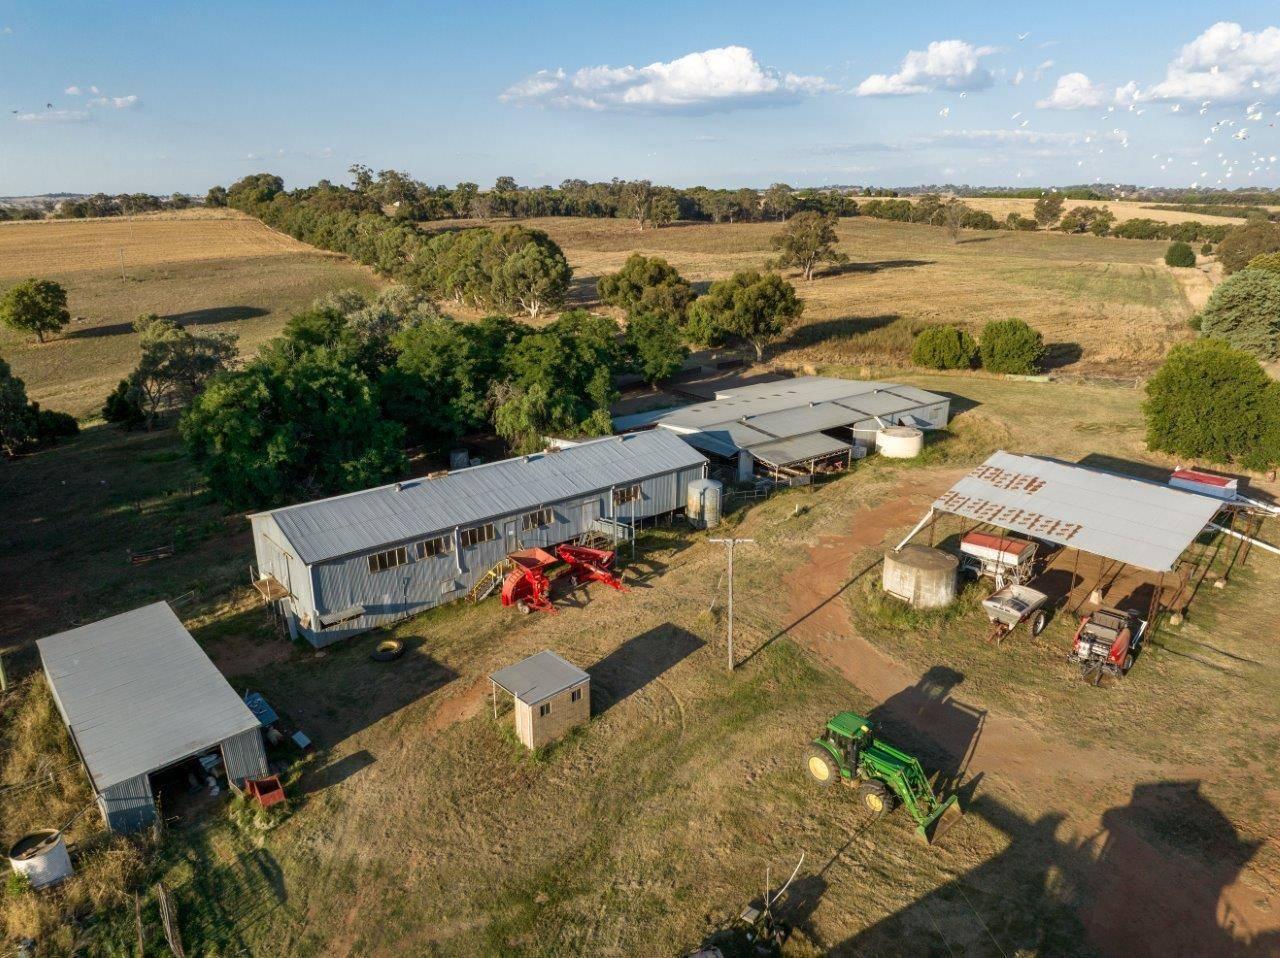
[1,1,1278,194]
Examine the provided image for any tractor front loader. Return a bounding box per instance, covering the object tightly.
[806,711,963,845]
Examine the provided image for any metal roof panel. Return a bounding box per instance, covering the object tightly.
[490,650,589,705]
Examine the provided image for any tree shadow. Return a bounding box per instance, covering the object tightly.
[297,748,376,796]
[786,314,900,349]
[953,235,1000,244]
[172,840,293,952]
[819,259,934,277]
[1043,342,1085,370]
[62,306,268,339]
[587,623,704,715]
[829,781,1273,956]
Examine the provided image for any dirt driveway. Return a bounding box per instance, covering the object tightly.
[779,470,1280,957]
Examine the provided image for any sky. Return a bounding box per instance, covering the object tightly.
[1,1,1279,195]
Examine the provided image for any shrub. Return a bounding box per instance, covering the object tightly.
[1144,339,1280,470]
[1165,242,1196,267]
[103,377,148,430]
[911,325,977,370]
[597,253,694,319]
[1201,242,1215,256]
[1246,252,1280,274]
[1197,268,1280,360]
[1217,220,1280,274]
[979,319,1045,375]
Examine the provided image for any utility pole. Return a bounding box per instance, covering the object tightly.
[710,537,754,671]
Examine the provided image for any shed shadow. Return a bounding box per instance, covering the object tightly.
[299,748,375,796]
[587,624,704,715]
[785,314,899,349]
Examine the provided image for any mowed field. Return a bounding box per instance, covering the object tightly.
[954,196,1256,226]
[442,215,1202,377]
[0,211,380,415]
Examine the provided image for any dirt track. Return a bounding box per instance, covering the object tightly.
[780,471,1280,957]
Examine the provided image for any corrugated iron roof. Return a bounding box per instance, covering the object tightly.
[613,377,948,456]
[752,433,853,468]
[490,650,589,705]
[264,430,707,565]
[37,603,260,791]
[931,451,1223,572]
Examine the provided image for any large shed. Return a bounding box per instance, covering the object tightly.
[250,430,708,646]
[490,651,590,750]
[37,603,268,832]
[613,376,950,480]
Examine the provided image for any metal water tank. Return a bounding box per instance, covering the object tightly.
[882,546,958,608]
[876,426,925,459]
[686,478,723,529]
[8,830,73,889]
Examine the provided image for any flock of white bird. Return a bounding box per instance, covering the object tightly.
[930,31,1277,188]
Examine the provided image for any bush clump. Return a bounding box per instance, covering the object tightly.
[911,325,978,370]
[1216,220,1280,274]
[1144,339,1280,470]
[1197,268,1280,361]
[1246,252,1280,274]
[1165,242,1196,267]
[979,319,1045,375]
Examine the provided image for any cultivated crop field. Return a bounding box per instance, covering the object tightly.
[0,211,379,415]
[440,215,1202,377]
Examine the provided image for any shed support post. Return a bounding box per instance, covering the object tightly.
[894,509,935,553]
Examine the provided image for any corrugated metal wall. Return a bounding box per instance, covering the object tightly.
[221,728,269,785]
[298,463,704,646]
[98,775,156,832]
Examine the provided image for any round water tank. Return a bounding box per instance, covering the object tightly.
[882,545,958,609]
[8,830,73,890]
[686,478,723,529]
[877,426,924,459]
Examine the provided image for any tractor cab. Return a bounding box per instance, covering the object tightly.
[812,711,873,782]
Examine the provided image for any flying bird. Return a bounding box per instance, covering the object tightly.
[45,102,52,109]
[1171,104,1181,113]
[1017,32,1031,41]
[1011,111,1022,120]
[938,106,950,118]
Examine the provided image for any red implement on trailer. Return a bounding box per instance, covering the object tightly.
[555,544,629,593]
[501,548,558,614]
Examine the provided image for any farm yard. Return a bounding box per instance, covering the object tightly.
[2,198,1280,957]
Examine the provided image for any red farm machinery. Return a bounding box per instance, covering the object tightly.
[497,544,628,615]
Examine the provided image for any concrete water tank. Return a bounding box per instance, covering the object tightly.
[686,478,723,529]
[8,830,73,889]
[882,546,958,608]
[877,426,925,459]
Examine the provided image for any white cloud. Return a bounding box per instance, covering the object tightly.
[1146,21,1280,102]
[17,109,88,123]
[1037,72,1108,109]
[932,128,1104,147]
[89,85,99,95]
[88,94,138,109]
[1034,59,1055,81]
[855,40,996,96]
[1113,80,1143,108]
[501,46,830,113]
[1011,69,1025,86]
[1,26,12,35]
[64,85,82,95]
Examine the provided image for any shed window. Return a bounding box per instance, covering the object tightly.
[522,507,553,531]
[460,523,497,548]
[570,688,582,703]
[538,702,552,717]
[417,535,452,559]
[367,546,408,574]
[613,485,641,506]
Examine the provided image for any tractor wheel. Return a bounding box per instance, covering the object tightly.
[516,600,531,615]
[1122,653,1134,675]
[1031,610,1048,637]
[858,781,892,819]
[806,748,839,787]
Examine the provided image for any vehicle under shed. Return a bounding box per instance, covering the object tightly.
[37,602,268,832]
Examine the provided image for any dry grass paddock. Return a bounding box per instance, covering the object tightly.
[0,210,379,416]
[951,196,1255,226]
[439,214,1197,378]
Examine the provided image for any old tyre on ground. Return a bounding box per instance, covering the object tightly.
[370,638,404,662]
[1031,610,1048,637]
[858,780,892,818]
[806,747,839,787]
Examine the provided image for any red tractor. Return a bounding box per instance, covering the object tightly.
[1067,607,1147,685]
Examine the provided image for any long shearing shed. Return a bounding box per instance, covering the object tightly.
[250,430,708,646]
[37,602,267,832]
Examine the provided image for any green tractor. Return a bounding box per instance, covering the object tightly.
[806,711,963,845]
